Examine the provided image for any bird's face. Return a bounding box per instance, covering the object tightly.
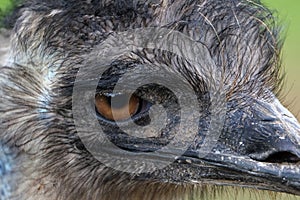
[70,32,300,196]
[1,0,300,199]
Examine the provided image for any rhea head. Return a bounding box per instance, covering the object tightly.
[1,0,300,199]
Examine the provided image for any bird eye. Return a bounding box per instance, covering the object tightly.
[95,93,145,122]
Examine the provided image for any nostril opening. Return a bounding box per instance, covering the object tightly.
[263,151,300,163]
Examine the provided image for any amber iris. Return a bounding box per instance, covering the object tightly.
[95,94,140,121]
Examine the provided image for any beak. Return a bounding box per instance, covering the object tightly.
[239,97,300,162]
[172,96,300,195]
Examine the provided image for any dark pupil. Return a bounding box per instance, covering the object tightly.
[109,94,131,109]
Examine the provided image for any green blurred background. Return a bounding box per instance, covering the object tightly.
[2,0,299,119]
[262,0,300,121]
[0,0,10,10]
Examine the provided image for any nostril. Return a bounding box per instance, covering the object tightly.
[263,151,300,164]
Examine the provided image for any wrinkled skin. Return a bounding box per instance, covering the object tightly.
[0,0,300,200]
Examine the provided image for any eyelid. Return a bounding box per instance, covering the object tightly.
[100,92,123,97]
[95,88,131,97]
